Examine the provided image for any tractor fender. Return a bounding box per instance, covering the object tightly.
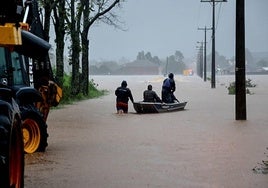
[16,87,43,105]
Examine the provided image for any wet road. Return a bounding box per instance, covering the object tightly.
[25,75,268,188]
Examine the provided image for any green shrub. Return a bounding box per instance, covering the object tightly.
[59,74,107,105]
[227,78,256,95]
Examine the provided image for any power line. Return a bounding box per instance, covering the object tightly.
[200,0,227,88]
[198,26,212,82]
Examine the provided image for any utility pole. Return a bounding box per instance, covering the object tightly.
[197,42,204,79]
[235,0,246,120]
[195,47,201,77]
[165,57,169,76]
[201,0,227,88]
[198,26,212,82]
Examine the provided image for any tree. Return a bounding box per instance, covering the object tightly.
[52,0,66,87]
[175,51,186,74]
[137,51,145,60]
[152,56,161,65]
[80,0,122,95]
[40,0,55,42]
[35,0,123,95]
[256,59,268,68]
[136,51,161,65]
[145,52,153,62]
[81,0,91,95]
[166,51,186,74]
[39,0,66,87]
[68,0,82,95]
[174,50,184,63]
[215,52,229,69]
[207,51,229,72]
[245,48,257,72]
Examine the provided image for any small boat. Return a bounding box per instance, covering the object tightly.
[133,101,187,113]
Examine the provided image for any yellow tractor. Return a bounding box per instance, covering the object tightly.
[0,0,61,187]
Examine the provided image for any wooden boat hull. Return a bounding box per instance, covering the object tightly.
[133,101,187,113]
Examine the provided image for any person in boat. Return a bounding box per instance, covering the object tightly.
[115,80,134,114]
[143,84,162,103]
[161,73,179,103]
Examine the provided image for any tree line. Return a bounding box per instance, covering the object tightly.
[91,48,268,76]
[90,50,188,75]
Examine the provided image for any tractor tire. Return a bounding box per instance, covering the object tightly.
[0,114,24,188]
[21,109,48,153]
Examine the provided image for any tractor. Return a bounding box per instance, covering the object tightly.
[0,0,61,187]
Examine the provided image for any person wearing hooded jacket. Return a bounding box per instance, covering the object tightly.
[161,73,178,103]
[115,80,134,113]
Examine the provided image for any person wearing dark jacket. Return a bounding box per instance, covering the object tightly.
[143,84,162,103]
[115,80,134,114]
[161,73,178,103]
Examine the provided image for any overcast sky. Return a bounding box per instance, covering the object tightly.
[89,0,268,62]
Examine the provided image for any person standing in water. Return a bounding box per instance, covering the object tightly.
[115,80,134,114]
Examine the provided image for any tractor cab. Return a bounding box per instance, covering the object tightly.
[0,47,30,90]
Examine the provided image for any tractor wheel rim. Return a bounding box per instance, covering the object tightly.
[22,119,41,153]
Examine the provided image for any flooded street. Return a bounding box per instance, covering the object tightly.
[24,75,268,188]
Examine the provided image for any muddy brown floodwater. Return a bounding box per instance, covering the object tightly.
[24,75,268,188]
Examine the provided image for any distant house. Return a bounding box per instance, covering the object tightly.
[115,60,160,75]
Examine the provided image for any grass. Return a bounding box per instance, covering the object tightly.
[56,74,108,106]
